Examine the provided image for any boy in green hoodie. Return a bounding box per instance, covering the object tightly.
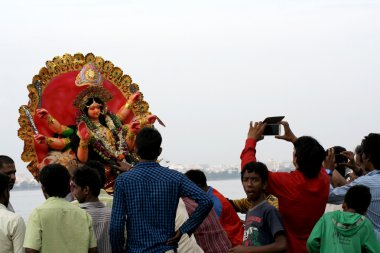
[307,185,380,253]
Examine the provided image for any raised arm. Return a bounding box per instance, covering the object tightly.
[76,121,91,163]
[116,92,141,123]
[240,121,266,169]
[36,108,72,135]
[323,148,348,187]
[34,134,70,150]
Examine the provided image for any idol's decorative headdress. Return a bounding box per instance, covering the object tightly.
[75,62,104,86]
[73,86,113,110]
[73,62,113,110]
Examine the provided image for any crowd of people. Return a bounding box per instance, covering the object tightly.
[1,121,380,253]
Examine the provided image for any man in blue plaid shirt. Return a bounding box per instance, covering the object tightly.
[110,127,213,253]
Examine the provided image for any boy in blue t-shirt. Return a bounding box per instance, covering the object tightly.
[229,162,287,253]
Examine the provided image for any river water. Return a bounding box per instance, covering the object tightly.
[10,178,245,222]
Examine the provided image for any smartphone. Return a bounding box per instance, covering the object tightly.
[335,154,348,165]
[263,116,284,136]
[263,124,281,135]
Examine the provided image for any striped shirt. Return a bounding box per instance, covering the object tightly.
[183,197,231,253]
[176,198,204,253]
[110,162,213,253]
[328,169,380,241]
[80,202,112,253]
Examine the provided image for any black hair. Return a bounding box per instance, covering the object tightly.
[72,166,101,197]
[0,173,9,193]
[344,185,371,215]
[0,155,14,169]
[135,127,162,160]
[184,169,207,188]
[355,145,363,156]
[361,133,380,169]
[331,146,347,177]
[39,164,71,198]
[294,136,325,178]
[85,160,106,187]
[353,145,364,166]
[241,162,269,184]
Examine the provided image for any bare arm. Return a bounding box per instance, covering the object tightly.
[76,121,90,163]
[323,148,348,187]
[34,135,69,150]
[116,92,140,122]
[229,233,286,253]
[36,108,67,134]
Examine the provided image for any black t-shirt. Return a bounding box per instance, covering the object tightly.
[243,200,284,246]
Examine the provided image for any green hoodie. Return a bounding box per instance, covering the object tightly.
[307,210,380,253]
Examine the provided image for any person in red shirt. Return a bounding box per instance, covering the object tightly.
[185,169,244,246]
[240,121,329,253]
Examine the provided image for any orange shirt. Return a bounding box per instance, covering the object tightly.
[209,187,244,246]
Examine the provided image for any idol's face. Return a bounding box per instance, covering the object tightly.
[87,102,103,120]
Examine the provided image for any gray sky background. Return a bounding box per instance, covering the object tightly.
[1,0,379,176]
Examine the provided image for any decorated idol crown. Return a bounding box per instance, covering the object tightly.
[75,62,104,86]
[73,62,113,110]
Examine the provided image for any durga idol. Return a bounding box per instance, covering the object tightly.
[34,62,158,192]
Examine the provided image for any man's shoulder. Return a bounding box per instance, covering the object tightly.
[354,171,380,183]
[0,207,23,222]
[35,198,89,216]
[120,163,182,179]
[82,203,112,220]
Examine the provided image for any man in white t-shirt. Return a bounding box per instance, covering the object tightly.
[0,172,25,253]
[0,155,17,212]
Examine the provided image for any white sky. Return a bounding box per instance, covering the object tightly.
[1,0,379,176]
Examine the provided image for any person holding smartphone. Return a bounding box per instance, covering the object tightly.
[240,121,330,253]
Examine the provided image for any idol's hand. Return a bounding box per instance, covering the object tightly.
[77,121,91,141]
[34,134,46,144]
[36,108,49,119]
[128,92,141,105]
[146,115,157,124]
[129,121,141,135]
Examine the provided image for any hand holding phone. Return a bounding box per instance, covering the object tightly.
[262,116,284,136]
[274,121,298,143]
[247,121,266,141]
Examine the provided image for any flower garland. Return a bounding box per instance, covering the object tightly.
[77,112,135,164]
